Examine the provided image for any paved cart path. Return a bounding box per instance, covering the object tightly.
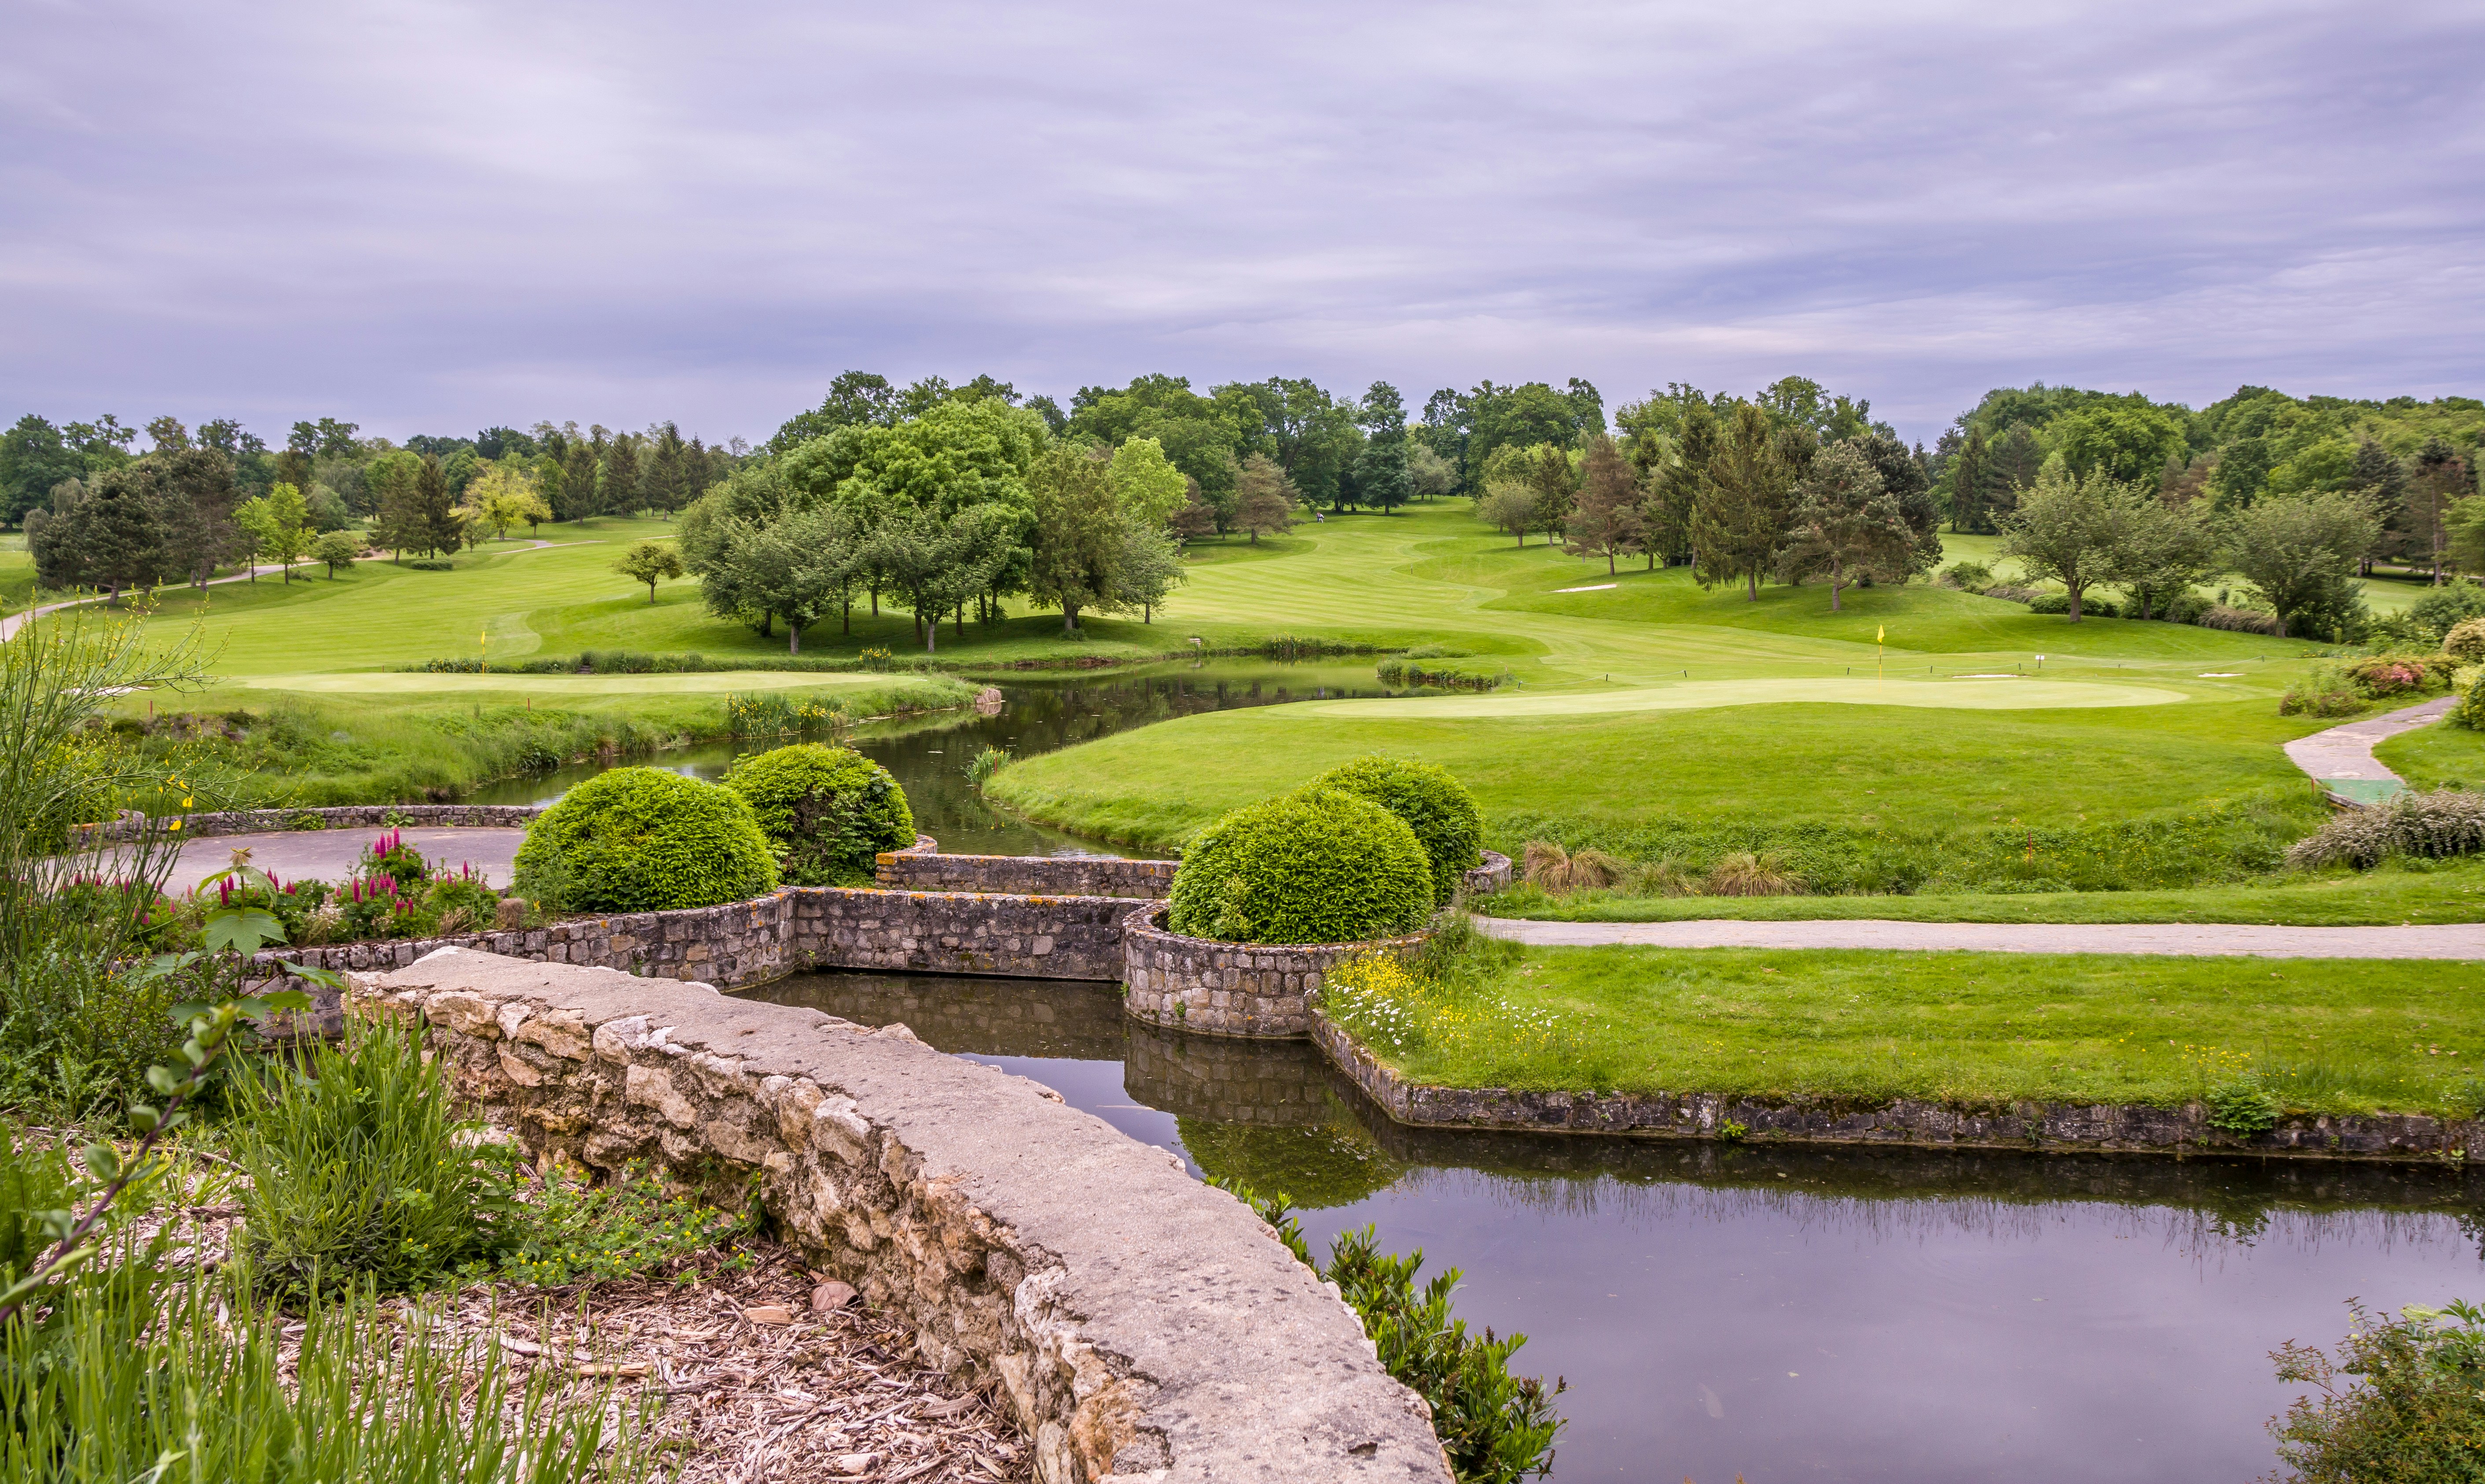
[2282,695,2456,802]
[1477,915,2485,959]
[164,827,528,893]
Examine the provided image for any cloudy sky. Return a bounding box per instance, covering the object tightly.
[5,0,2481,446]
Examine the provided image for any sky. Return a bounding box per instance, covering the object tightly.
[4,0,2482,447]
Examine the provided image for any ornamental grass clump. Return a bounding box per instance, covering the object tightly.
[1311,755,1484,902]
[2285,790,2485,870]
[514,766,777,912]
[231,1019,515,1300]
[722,743,915,887]
[1520,841,1621,894]
[1168,788,1431,944]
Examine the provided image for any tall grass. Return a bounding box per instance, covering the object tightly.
[231,1021,514,1299]
[0,1269,645,1483]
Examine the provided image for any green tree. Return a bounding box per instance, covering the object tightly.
[2404,438,2474,584]
[1692,403,1793,599]
[416,454,461,557]
[558,437,601,520]
[235,482,313,583]
[0,415,85,527]
[1997,458,2122,621]
[367,451,425,560]
[1640,400,1711,568]
[1946,425,1996,533]
[2105,492,2218,619]
[1232,454,1297,545]
[1356,381,1411,514]
[645,421,693,511]
[1477,480,1536,546]
[601,435,641,515]
[29,473,168,599]
[461,462,550,540]
[2228,490,2383,638]
[1987,423,2045,510]
[149,447,243,590]
[1777,441,1910,610]
[2054,403,2191,484]
[1119,517,1187,623]
[1406,443,1456,503]
[311,529,361,578]
[767,370,902,452]
[1850,431,1942,578]
[1025,447,1123,632]
[872,503,1016,651]
[1106,436,1189,528]
[612,539,685,604]
[1561,437,1642,574]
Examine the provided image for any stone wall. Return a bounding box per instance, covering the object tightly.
[877,846,1179,901]
[872,846,1508,904]
[1311,1009,2485,1162]
[362,949,1451,1484]
[791,889,1149,982]
[1121,906,1431,1040]
[79,802,544,841]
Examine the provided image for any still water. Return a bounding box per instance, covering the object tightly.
[741,970,2485,1484]
[464,658,1390,857]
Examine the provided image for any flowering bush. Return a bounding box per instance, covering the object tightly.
[2346,653,2458,698]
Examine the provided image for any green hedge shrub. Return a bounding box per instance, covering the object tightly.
[514,767,777,912]
[2444,616,2485,664]
[722,744,915,886]
[1309,755,1483,903]
[1168,788,1432,944]
[2028,592,2119,617]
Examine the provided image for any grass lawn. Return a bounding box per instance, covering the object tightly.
[2374,717,2485,791]
[110,674,971,807]
[1478,856,2485,925]
[1326,944,2485,1118]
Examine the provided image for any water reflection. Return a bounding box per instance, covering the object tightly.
[465,658,1392,857]
[745,970,2485,1483]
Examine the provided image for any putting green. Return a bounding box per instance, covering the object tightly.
[231,671,900,697]
[1294,677,2191,719]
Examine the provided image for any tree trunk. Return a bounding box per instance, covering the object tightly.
[2068,585,2083,621]
[646,583,657,604]
[870,585,878,617]
[788,621,801,655]
[842,597,850,635]
[1829,555,1843,612]
[1746,570,1758,601]
[955,604,964,641]
[1062,603,1078,635]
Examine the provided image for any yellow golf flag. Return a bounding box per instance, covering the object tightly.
[1877,626,1885,643]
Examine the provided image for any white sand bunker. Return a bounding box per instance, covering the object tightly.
[1951,673,2021,679]
[1292,676,2190,719]
[1553,583,1617,593]
[2199,672,2243,678]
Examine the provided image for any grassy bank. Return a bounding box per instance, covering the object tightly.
[1478,856,2485,926]
[1323,944,2485,1119]
[104,674,973,806]
[2374,717,2485,791]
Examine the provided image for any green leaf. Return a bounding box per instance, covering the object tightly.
[203,907,286,956]
[81,1143,121,1182]
[146,1065,184,1096]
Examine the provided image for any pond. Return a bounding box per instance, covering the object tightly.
[463,658,1392,857]
[740,970,2485,1484]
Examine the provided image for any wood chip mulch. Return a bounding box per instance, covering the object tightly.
[405,1240,1032,1484]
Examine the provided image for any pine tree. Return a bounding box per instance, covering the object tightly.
[561,439,601,520]
[1692,403,1793,599]
[417,454,461,556]
[647,422,690,511]
[1562,437,1643,574]
[1777,442,1909,611]
[602,435,642,516]
[1950,426,1990,533]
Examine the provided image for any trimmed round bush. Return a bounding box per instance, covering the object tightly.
[2444,616,2485,664]
[721,744,915,887]
[1167,787,1432,945]
[513,767,777,913]
[1308,754,1482,903]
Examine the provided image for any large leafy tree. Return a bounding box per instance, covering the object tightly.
[1067,374,1248,520]
[2227,490,2382,638]
[1849,432,1942,578]
[2054,403,2191,484]
[1024,447,1123,634]
[1232,454,1297,545]
[0,416,85,526]
[235,482,313,583]
[872,503,1019,651]
[148,447,242,589]
[33,469,169,598]
[1776,441,1910,611]
[1105,437,1188,529]
[2105,491,2218,620]
[2403,438,2474,584]
[1998,458,2124,621]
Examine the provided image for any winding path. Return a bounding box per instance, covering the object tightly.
[2281,695,2456,803]
[1476,915,2485,959]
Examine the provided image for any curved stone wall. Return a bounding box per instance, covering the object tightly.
[1120,906,1430,1039]
[363,947,1451,1484]
[80,802,545,841]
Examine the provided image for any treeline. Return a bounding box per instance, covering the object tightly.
[1928,383,2483,582]
[1,411,739,597]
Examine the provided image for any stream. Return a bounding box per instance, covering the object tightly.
[741,970,2485,1484]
